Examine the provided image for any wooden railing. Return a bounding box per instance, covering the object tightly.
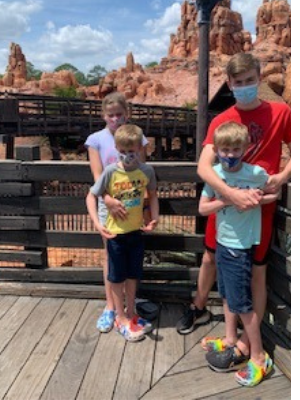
[0,92,218,160]
[0,145,206,301]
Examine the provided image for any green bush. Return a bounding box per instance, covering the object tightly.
[182,99,197,110]
[53,86,78,98]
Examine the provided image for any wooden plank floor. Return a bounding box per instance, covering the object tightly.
[0,295,291,400]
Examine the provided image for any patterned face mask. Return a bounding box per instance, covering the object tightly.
[217,153,243,170]
[118,151,140,168]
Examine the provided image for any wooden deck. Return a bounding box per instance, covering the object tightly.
[0,295,291,400]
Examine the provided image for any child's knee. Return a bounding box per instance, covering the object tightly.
[202,250,216,269]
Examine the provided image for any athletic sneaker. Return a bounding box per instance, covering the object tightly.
[114,319,145,342]
[206,345,249,372]
[96,307,115,333]
[176,305,211,335]
[201,336,228,352]
[132,314,153,334]
[235,353,273,387]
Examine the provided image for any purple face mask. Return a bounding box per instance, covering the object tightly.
[106,115,127,132]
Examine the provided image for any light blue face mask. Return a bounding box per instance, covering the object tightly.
[232,83,258,104]
[217,153,242,170]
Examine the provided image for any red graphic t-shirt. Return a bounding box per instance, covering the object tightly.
[203,101,291,175]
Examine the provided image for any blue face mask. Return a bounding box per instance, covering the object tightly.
[217,153,242,170]
[232,83,258,104]
[118,151,140,168]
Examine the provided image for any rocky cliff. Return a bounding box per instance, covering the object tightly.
[0,0,291,107]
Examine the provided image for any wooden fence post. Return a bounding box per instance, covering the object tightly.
[0,96,19,159]
[15,145,48,269]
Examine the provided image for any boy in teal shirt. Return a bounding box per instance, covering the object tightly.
[199,121,278,387]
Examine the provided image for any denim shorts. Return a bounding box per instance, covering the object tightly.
[216,243,254,314]
[107,230,144,283]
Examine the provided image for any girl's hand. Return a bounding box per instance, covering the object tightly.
[99,226,117,240]
[105,197,128,220]
[141,219,158,232]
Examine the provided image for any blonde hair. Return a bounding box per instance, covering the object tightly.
[102,92,128,115]
[214,121,250,149]
[114,124,143,149]
[226,52,261,78]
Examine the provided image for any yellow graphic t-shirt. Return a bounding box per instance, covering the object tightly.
[90,163,157,234]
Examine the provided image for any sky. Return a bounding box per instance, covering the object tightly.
[0,0,292,76]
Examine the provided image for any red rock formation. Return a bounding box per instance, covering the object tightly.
[168,0,252,58]
[252,0,291,96]
[126,52,135,72]
[255,0,291,47]
[98,52,166,100]
[210,1,253,54]
[0,0,291,108]
[39,70,79,92]
[2,42,27,87]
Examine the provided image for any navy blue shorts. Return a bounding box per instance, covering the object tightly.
[107,230,144,283]
[216,243,254,314]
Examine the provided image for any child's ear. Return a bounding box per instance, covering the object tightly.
[226,79,232,91]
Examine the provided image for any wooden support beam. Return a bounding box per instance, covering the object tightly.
[0,230,204,253]
[0,266,200,284]
[0,196,201,216]
[0,250,44,265]
[0,216,41,231]
[0,182,33,197]
[15,145,41,161]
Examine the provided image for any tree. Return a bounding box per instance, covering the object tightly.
[26,61,42,80]
[145,61,158,69]
[86,65,107,86]
[74,71,88,86]
[54,63,79,73]
[53,85,78,98]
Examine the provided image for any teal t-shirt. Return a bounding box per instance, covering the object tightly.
[201,163,269,249]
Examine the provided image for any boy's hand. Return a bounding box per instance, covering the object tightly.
[141,219,158,232]
[143,207,152,226]
[99,226,117,240]
[229,187,263,211]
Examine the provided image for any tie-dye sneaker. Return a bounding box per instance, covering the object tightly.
[114,318,145,342]
[132,314,153,334]
[96,307,115,333]
[201,336,228,352]
[235,352,273,387]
